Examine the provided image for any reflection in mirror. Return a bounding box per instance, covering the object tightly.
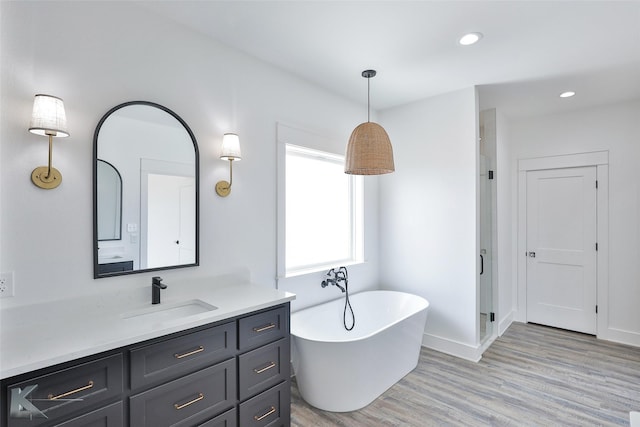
[93,101,199,278]
[97,160,122,241]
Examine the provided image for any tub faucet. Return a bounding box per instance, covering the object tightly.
[321,268,346,293]
[152,276,167,304]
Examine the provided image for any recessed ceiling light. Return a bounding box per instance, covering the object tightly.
[459,32,483,46]
[560,91,576,98]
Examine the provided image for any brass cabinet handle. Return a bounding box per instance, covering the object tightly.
[253,323,276,333]
[174,392,204,410]
[254,361,277,374]
[254,406,276,421]
[48,381,94,400]
[174,346,204,359]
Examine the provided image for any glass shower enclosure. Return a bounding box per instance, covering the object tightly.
[479,109,497,343]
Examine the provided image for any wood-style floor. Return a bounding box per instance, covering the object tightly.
[291,322,640,426]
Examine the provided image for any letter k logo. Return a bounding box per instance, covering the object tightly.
[10,385,47,419]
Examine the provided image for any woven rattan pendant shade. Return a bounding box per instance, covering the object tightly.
[345,122,394,175]
[345,69,394,175]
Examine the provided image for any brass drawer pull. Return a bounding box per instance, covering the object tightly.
[254,361,277,374]
[254,406,276,421]
[174,392,204,410]
[174,346,204,359]
[253,323,276,333]
[48,380,94,400]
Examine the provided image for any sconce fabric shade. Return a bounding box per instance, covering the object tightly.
[220,133,242,160]
[345,122,394,175]
[29,94,69,137]
[216,133,241,197]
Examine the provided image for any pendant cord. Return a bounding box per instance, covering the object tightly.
[367,77,371,123]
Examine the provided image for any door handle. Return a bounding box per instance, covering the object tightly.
[480,254,484,275]
[528,251,536,258]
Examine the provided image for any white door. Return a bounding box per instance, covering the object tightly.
[145,174,195,268]
[526,166,597,334]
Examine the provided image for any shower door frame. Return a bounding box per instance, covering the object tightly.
[479,153,496,345]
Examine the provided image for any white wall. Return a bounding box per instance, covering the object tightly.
[0,2,379,310]
[509,100,640,345]
[378,87,480,360]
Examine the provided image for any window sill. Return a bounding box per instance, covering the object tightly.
[280,260,365,279]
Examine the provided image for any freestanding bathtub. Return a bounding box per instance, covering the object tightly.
[291,290,429,412]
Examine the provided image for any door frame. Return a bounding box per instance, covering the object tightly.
[517,151,609,338]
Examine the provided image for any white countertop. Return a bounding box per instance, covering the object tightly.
[0,279,295,380]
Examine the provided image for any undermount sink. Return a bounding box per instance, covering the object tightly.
[121,299,217,323]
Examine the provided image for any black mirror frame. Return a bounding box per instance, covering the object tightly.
[92,101,200,279]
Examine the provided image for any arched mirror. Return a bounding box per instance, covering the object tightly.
[93,101,199,278]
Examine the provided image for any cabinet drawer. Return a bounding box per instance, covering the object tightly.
[130,358,237,427]
[53,401,123,427]
[130,321,236,390]
[198,407,236,427]
[238,338,289,400]
[6,354,123,427]
[238,381,290,427]
[238,306,288,352]
[97,261,133,274]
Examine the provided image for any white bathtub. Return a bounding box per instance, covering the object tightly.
[291,290,429,412]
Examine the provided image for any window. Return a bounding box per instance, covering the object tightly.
[276,126,363,278]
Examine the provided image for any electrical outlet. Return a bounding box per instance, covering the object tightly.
[0,272,15,298]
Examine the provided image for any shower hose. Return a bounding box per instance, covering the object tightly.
[340,267,355,331]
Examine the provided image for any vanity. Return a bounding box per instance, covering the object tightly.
[0,280,295,427]
[1,101,296,425]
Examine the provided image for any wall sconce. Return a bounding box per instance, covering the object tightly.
[215,133,242,197]
[28,94,69,189]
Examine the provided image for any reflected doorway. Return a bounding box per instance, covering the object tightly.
[140,159,196,269]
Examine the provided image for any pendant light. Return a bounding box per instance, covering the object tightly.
[345,70,394,175]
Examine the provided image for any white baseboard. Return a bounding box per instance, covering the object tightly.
[503,312,639,348]
[421,333,482,362]
[499,310,515,336]
[600,327,640,348]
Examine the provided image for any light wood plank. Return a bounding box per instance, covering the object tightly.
[291,322,640,426]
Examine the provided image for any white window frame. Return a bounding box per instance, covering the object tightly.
[276,123,364,279]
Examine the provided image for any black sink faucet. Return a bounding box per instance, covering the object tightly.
[152,276,167,304]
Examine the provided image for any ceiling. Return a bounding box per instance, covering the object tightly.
[146,1,640,119]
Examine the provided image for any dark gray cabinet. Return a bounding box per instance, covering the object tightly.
[238,306,288,352]
[96,261,133,275]
[130,359,237,427]
[1,303,290,427]
[238,381,290,427]
[4,354,123,427]
[54,402,124,427]
[238,338,289,401]
[129,321,236,391]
